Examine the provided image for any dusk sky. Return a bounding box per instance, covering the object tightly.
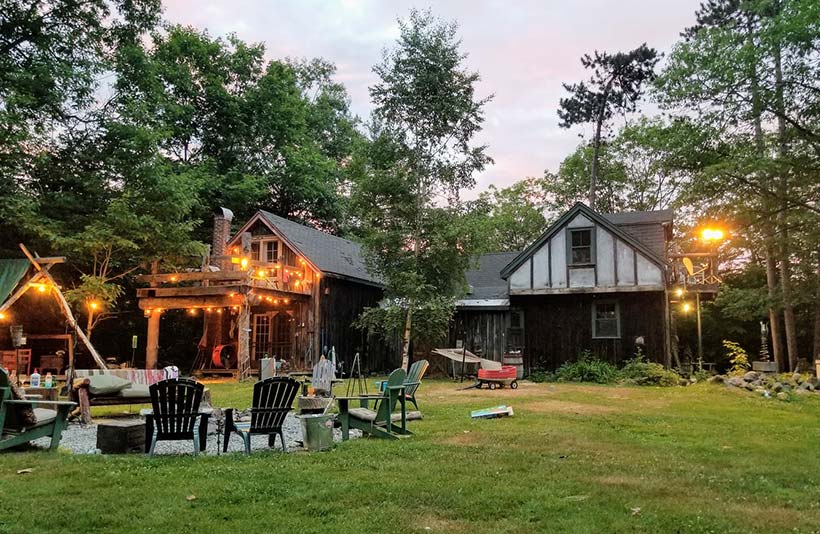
[164,1,700,198]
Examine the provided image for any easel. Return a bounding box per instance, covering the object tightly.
[345,352,369,397]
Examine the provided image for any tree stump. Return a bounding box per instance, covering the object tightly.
[96,419,146,454]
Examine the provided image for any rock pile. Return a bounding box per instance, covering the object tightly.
[709,371,820,400]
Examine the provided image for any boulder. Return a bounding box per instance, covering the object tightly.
[798,382,814,391]
[708,375,725,384]
[772,382,784,393]
[795,388,812,396]
[726,377,745,388]
[776,392,790,401]
[743,371,760,382]
[754,387,767,396]
[808,376,820,388]
[791,372,802,383]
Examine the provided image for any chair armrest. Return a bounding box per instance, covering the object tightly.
[4,399,77,407]
[403,381,420,388]
[224,408,235,431]
[24,394,43,400]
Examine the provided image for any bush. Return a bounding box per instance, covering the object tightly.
[692,368,711,382]
[723,340,750,376]
[556,351,621,384]
[622,355,681,387]
[527,369,552,383]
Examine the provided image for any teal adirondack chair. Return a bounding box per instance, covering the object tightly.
[404,359,429,410]
[337,368,417,441]
[0,368,75,451]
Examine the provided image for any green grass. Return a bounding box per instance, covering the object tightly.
[1,380,818,533]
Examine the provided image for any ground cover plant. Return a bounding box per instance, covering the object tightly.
[0,379,817,533]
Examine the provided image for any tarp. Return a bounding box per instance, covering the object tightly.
[431,348,502,370]
[0,259,30,307]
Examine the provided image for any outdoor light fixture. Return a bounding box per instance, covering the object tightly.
[682,302,692,313]
[675,287,684,298]
[89,301,99,310]
[700,228,725,242]
[240,257,249,270]
[0,312,6,320]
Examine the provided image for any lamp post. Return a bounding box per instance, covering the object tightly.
[694,227,725,367]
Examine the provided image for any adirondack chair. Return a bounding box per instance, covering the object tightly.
[223,377,299,454]
[404,359,429,410]
[311,357,335,396]
[0,367,75,451]
[145,378,209,456]
[337,368,417,441]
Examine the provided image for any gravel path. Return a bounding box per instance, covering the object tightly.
[33,412,360,455]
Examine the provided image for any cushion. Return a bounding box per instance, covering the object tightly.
[347,407,407,423]
[8,382,37,427]
[87,374,131,396]
[33,408,56,425]
[119,384,150,398]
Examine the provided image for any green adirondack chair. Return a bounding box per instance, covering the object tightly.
[337,368,417,441]
[404,359,429,410]
[0,367,75,451]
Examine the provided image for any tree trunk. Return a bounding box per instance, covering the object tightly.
[813,242,820,363]
[765,247,785,371]
[400,304,412,370]
[588,83,613,209]
[773,28,799,371]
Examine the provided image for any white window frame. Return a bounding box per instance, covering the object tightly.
[592,300,620,339]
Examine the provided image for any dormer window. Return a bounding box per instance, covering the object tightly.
[569,228,594,265]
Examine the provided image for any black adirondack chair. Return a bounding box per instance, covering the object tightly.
[223,377,299,454]
[145,378,208,456]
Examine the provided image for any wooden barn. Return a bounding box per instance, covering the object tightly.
[453,203,674,371]
[137,208,392,377]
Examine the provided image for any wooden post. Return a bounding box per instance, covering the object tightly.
[146,312,160,369]
[237,298,251,380]
[663,290,672,369]
[145,261,160,369]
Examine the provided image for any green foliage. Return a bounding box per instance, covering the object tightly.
[621,355,682,387]
[354,297,455,346]
[352,10,492,354]
[526,367,553,383]
[693,368,712,382]
[556,351,621,384]
[723,340,751,376]
[467,178,548,253]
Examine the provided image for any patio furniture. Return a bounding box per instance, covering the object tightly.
[223,377,299,454]
[1,367,75,451]
[337,368,416,441]
[71,368,166,424]
[404,359,429,410]
[145,378,208,456]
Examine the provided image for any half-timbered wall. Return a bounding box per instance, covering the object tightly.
[508,213,665,294]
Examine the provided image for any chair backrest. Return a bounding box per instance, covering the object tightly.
[149,378,204,437]
[312,358,335,393]
[405,360,429,396]
[374,368,407,422]
[250,377,299,432]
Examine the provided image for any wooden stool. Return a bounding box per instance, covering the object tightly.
[97,419,146,454]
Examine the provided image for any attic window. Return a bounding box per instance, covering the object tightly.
[569,228,594,265]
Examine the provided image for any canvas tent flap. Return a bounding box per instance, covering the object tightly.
[0,259,30,307]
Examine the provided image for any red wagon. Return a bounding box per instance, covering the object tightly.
[476,366,519,390]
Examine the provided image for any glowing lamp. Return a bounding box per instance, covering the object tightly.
[283,299,289,305]
[257,269,266,278]
[674,288,684,298]
[682,302,692,313]
[701,228,725,242]
[0,312,6,320]
[89,301,99,311]
[240,257,249,270]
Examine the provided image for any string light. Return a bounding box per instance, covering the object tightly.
[169,275,178,282]
[674,288,684,298]
[0,312,6,320]
[240,258,249,270]
[89,301,99,311]
[682,302,692,313]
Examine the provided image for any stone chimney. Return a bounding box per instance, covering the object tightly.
[212,207,234,269]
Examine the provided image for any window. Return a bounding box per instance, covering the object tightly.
[592,301,620,339]
[251,242,260,261]
[570,229,593,265]
[265,240,279,263]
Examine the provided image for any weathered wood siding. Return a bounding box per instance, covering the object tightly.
[318,277,396,373]
[449,310,510,362]
[515,292,665,371]
[508,213,665,294]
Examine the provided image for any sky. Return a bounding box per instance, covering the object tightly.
[163,0,700,198]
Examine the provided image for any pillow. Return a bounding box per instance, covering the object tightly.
[120,384,150,398]
[87,374,131,395]
[9,382,38,427]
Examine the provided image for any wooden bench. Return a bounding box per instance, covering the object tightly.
[71,369,166,424]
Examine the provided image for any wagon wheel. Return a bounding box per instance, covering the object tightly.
[510,380,519,390]
[488,382,497,390]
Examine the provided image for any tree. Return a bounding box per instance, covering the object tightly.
[353,10,492,368]
[467,178,549,253]
[557,44,659,208]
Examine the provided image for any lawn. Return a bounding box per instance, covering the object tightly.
[1,379,818,533]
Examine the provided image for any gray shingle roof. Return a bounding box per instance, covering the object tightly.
[465,252,519,299]
[259,211,379,285]
[602,209,673,226]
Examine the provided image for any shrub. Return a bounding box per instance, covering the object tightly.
[692,368,711,382]
[556,351,621,384]
[723,340,750,376]
[527,369,552,383]
[622,355,681,387]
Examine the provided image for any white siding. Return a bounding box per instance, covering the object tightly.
[532,245,549,289]
[569,267,595,287]
[616,239,635,285]
[636,254,664,285]
[596,228,616,286]
[567,213,593,228]
[510,260,531,290]
[550,229,566,288]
